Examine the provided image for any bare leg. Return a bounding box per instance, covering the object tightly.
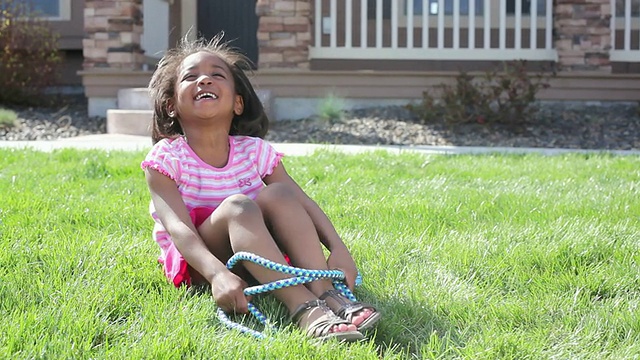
[194,194,357,334]
[255,183,374,327]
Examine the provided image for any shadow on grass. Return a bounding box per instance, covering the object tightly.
[191,283,462,357]
[357,288,463,358]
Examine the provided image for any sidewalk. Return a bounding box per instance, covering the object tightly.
[0,134,638,156]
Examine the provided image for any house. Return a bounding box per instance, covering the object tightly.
[36,0,640,122]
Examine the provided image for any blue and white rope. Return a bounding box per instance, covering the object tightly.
[216,251,361,339]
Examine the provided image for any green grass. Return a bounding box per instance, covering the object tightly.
[1,148,639,359]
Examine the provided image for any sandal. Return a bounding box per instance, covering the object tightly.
[320,289,382,331]
[291,299,364,342]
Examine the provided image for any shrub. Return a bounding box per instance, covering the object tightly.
[318,93,346,123]
[0,0,61,106]
[0,108,18,129]
[410,60,554,125]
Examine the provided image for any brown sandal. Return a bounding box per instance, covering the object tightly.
[319,289,382,331]
[290,299,364,342]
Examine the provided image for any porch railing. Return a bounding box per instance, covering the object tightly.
[310,0,557,61]
[610,0,640,62]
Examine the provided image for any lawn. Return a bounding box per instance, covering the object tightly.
[0,148,638,359]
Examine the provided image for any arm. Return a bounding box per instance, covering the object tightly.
[144,168,248,312]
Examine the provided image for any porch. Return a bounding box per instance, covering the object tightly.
[80,0,640,123]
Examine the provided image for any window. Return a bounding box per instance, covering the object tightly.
[412,0,484,15]
[411,0,546,16]
[368,0,392,19]
[505,0,547,16]
[614,0,640,17]
[26,0,70,20]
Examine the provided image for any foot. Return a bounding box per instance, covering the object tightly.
[319,289,381,331]
[291,299,364,341]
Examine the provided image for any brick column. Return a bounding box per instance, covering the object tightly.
[83,0,144,70]
[554,0,612,72]
[257,0,311,69]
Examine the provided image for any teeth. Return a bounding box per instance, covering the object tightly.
[196,92,217,100]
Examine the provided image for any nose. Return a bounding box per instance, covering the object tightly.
[197,75,213,85]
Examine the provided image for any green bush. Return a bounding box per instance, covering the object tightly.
[0,108,18,129]
[317,93,345,123]
[0,0,61,106]
[410,60,554,125]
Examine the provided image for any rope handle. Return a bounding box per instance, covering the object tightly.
[216,251,361,339]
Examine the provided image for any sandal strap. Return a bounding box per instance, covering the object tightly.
[290,299,359,339]
[291,299,332,324]
[319,289,367,319]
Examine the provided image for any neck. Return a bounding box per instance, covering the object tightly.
[183,129,231,168]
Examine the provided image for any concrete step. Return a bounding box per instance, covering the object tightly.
[117,88,152,110]
[106,109,153,136]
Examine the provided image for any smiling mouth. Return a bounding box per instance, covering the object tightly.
[195,92,218,100]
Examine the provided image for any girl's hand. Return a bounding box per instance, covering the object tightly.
[327,247,358,291]
[210,270,249,314]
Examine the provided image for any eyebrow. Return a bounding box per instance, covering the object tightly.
[184,64,227,72]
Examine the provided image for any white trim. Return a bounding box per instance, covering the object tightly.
[312,0,556,61]
[309,47,558,61]
[610,51,640,61]
[181,0,197,40]
[141,0,169,58]
[609,0,640,60]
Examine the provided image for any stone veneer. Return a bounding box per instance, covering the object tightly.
[256,0,312,69]
[554,0,612,72]
[81,0,621,73]
[83,0,144,70]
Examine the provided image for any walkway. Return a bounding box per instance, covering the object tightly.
[0,134,638,156]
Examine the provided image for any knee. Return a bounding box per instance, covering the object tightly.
[219,194,262,219]
[256,183,298,206]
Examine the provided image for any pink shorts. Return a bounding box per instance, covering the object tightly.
[163,207,215,287]
[163,206,292,288]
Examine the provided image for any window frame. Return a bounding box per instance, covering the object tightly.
[29,0,71,21]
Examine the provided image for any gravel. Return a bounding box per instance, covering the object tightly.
[0,96,106,141]
[1,95,638,151]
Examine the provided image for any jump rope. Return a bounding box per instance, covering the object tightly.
[216,251,362,339]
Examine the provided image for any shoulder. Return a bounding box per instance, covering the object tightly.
[150,136,187,153]
[141,136,189,179]
[145,136,189,159]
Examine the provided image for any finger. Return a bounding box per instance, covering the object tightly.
[235,294,249,314]
[337,267,356,291]
[345,273,356,291]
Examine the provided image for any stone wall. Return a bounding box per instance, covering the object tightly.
[256,0,312,69]
[554,0,612,72]
[83,0,144,70]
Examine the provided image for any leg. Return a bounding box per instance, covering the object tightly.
[256,183,378,329]
[194,194,360,338]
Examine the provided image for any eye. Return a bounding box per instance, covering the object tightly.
[212,72,225,78]
[182,74,197,81]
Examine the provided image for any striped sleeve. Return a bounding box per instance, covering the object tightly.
[254,138,284,178]
[140,138,181,181]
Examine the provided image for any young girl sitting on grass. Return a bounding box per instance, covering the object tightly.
[140,36,381,342]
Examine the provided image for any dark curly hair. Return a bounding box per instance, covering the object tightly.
[148,34,269,144]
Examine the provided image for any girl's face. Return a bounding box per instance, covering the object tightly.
[171,51,243,125]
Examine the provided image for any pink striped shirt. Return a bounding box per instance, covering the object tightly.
[140,135,284,279]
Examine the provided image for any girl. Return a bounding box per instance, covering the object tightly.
[141,36,381,342]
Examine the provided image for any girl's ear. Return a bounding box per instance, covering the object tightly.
[166,101,176,118]
[233,95,244,116]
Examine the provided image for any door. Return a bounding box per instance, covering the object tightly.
[197,0,259,68]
